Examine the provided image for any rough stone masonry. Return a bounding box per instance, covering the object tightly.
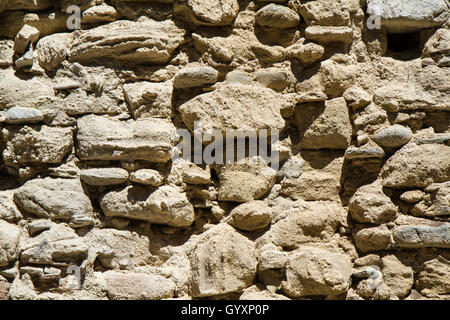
[0,0,449,300]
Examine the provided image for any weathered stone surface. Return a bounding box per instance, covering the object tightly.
[103,271,175,300]
[174,0,239,26]
[256,4,300,29]
[189,224,257,297]
[80,168,129,186]
[393,224,450,249]
[240,285,290,300]
[305,26,353,44]
[282,246,352,297]
[129,169,165,186]
[226,201,272,231]
[343,87,372,110]
[19,224,88,265]
[218,162,277,202]
[281,151,344,201]
[416,257,450,296]
[0,191,23,223]
[380,143,450,188]
[123,81,173,119]
[423,28,450,57]
[0,275,9,300]
[0,40,13,67]
[381,255,414,298]
[100,185,195,227]
[2,126,73,167]
[84,229,150,269]
[288,42,325,64]
[349,181,397,224]
[371,125,413,148]
[354,225,392,252]
[76,115,176,163]
[367,0,450,33]
[14,24,40,54]
[6,0,53,11]
[82,4,118,24]
[299,0,358,26]
[5,107,44,124]
[179,84,286,139]
[259,199,345,248]
[35,33,72,72]
[173,66,218,88]
[0,69,54,111]
[295,98,352,149]
[14,178,94,225]
[0,220,20,267]
[70,20,186,64]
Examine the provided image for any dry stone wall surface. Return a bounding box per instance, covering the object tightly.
[0,0,449,300]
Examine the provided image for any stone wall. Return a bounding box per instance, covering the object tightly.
[0,0,449,300]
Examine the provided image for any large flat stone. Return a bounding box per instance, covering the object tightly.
[70,19,186,64]
[76,115,176,163]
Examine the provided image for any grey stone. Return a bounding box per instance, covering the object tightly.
[393,224,450,248]
[5,107,44,124]
[367,0,450,33]
[345,142,385,159]
[371,125,413,148]
[80,168,129,186]
[277,156,303,179]
[14,50,34,69]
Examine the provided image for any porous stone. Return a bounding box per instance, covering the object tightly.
[282,246,352,297]
[381,255,414,298]
[100,185,195,227]
[354,225,392,252]
[82,4,118,24]
[299,0,358,26]
[218,162,277,202]
[0,220,20,268]
[103,271,175,300]
[84,229,151,269]
[295,98,352,149]
[70,20,186,64]
[2,126,73,167]
[380,143,450,188]
[175,0,239,27]
[349,181,397,224]
[129,169,165,186]
[415,257,450,296]
[76,115,176,163]
[288,42,325,64]
[0,40,14,67]
[35,33,72,72]
[179,84,286,140]
[122,81,173,119]
[258,199,345,248]
[226,201,272,231]
[0,192,23,223]
[189,224,257,297]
